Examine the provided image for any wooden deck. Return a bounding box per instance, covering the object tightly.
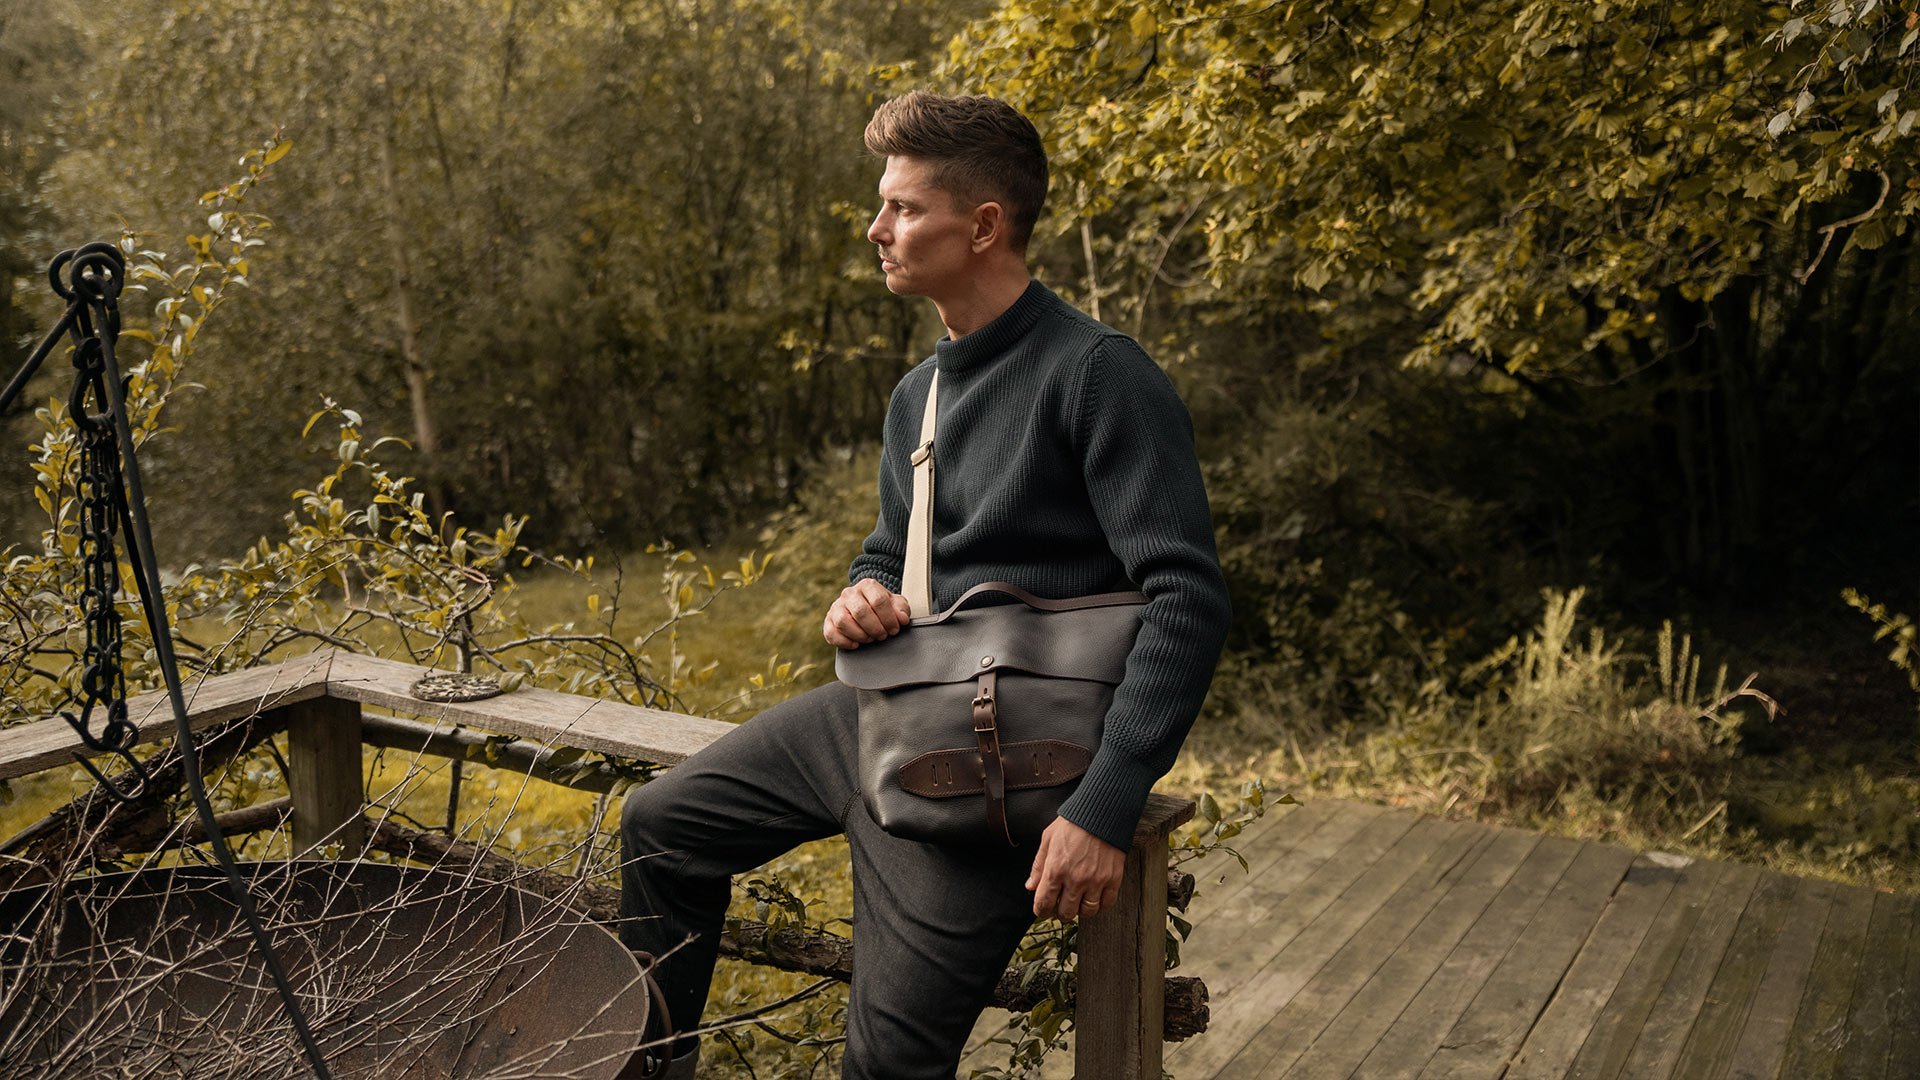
[964,798,1917,1079]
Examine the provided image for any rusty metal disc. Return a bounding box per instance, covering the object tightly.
[410,672,504,703]
[0,860,652,1078]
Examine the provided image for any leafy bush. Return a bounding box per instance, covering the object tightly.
[1446,589,1774,807]
[1213,588,1778,848]
[1843,587,1919,705]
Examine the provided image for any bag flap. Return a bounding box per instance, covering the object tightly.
[835,600,1143,690]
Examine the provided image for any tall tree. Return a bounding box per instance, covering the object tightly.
[18,0,972,555]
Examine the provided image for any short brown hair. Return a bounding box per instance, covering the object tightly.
[864,91,1049,252]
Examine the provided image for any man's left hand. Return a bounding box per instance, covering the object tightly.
[1026,816,1125,920]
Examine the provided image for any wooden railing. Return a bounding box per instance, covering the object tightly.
[0,649,1208,1078]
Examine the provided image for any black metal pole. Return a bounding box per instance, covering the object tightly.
[0,305,76,417]
[44,246,336,1079]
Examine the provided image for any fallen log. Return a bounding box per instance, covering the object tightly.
[358,712,643,794]
[0,709,288,888]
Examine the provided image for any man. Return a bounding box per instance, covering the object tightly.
[619,90,1229,1079]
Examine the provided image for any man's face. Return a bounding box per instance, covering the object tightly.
[866,156,979,300]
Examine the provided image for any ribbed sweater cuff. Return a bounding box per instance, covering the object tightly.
[1057,749,1161,851]
[850,568,902,594]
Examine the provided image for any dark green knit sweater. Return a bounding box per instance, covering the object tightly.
[847,279,1231,849]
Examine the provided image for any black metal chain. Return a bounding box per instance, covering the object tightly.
[56,256,149,798]
[2,242,334,1079]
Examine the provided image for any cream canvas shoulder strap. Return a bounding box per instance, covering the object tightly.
[902,369,938,619]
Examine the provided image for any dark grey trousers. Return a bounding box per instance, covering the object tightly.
[618,680,1041,1079]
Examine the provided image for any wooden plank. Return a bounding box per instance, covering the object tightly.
[1562,857,1729,1080]
[1797,883,1904,1076]
[0,651,334,781]
[1171,804,1414,1031]
[1666,870,1802,1079]
[1286,827,1544,1079]
[1884,893,1920,1078]
[1419,840,1638,1078]
[325,651,738,765]
[1504,851,1692,1079]
[962,799,1331,1079]
[1166,799,1395,1070]
[1181,798,1339,931]
[1611,862,1764,1078]
[1216,824,1494,1078]
[1222,793,1323,856]
[1224,800,1391,915]
[1776,882,1876,1078]
[1720,877,1839,1080]
[1829,888,1908,1079]
[1351,835,1582,1079]
[1076,818,1177,1080]
[284,696,365,854]
[1175,814,1456,1076]
[1185,793,1320,875]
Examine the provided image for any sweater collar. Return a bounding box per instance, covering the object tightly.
[933,279,1051,374]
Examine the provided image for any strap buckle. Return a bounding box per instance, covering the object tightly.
[971,684,996,732]
[910,440,933,466]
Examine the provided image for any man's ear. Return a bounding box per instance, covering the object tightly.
[971,201,1007,252]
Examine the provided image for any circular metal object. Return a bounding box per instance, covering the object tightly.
[979,655,993,667]
[410,672,505,703]
[0,860,651,1078]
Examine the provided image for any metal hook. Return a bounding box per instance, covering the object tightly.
[60,709,151,803]
[69,746,151,802]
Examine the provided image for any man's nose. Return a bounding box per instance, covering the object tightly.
[866,211,889,246]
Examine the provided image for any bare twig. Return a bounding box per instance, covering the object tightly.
[1794,168,1891,283]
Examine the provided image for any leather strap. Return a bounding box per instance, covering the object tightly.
[970,669,1014,846]
[910,579,1148,628]
[897,739,1093,796]
[902,370,938,619]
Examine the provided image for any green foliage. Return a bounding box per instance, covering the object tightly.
[5,0,987,558]
[1209,587,1781,852]
[943,0,1917,359]
[938,0,1920,596]
[0,3,86,365]
[1446,590,1775,804]
[1729,758,1920,869]
[2,137,284,720]
[1206,395,1456,720]
[1842,587,1919,700]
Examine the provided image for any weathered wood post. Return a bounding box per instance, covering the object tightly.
[1076,793,1196,1079]
[281,696,365,855]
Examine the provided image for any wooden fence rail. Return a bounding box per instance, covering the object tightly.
[0,649,1206,1078]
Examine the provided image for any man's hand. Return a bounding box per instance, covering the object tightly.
[823,579,913,650]
[1026,817,1125,920]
